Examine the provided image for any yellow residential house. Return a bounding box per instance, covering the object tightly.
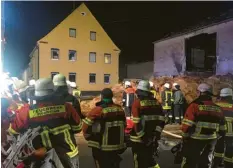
[26,3,120,91]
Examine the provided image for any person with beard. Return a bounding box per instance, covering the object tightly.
[53,74,84,119]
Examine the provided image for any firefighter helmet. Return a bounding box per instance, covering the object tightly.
[35,78,54,97]
[29,79,36,86]
[53,74,67,86]
[125,81,131,87]
[197,83,212,93]
[70,82,77,88]
[149,81,154,87]
[164,83,170,89]
[220,88,233,97]
[101,88,113,99]
[137,80,150,92]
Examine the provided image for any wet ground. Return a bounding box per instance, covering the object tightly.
[77,134,181,168]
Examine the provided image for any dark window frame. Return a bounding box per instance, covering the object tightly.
[69,28,76,38]
[51,48,60,60]
[89,73,96,84]
[90,31,96,41]
[51,72,59,79]
[104,74,110,84]
[68,50,77,61]
[69,72,76,82]
[89,52,96,63]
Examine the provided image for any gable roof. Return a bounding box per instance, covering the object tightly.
[153,9,233,44]
[37,3,120,51]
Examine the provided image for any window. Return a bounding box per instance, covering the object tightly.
[90,31,96,41]
[51,48,59,60]
[51,72,59,79]
[69,28,76,38]
[104,74,110,84]
[69,50,77,61]
[104,54,111,64]
[89,52,96,63]
[89,73,96,83]
[69,73,76,82]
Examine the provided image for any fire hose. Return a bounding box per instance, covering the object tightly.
[162,130,182,139]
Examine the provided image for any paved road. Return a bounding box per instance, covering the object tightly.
[77,135,181,168]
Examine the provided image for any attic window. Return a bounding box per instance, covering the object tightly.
[81,12,86,16]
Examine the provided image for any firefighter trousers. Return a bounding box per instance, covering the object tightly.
[92,148,122,168]
[224,137,233,168]
[163,109,173,124]
[213,136,225,168]
[181,138,217,168]
[124,106,132,117]
[132,142,159,168]
[173,104,184,124]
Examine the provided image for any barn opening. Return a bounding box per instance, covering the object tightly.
[185,33,216,73]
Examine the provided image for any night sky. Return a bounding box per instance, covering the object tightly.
[2,1,233,77]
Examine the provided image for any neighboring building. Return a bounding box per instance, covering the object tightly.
[25,3,120,91]
[153,10,233,76]
[126,61,153,79]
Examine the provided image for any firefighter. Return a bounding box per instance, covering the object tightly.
[122,81,135,119]
[82,88,126,168]
[150,81,158,99]
[172,83,185,124]
[181,83,226,168]
[8,78,82,168]
[70,82,81,100]
[130,80,165,168]
[53,74,84,119]
[161,83,174,124]
[213,88,233,168]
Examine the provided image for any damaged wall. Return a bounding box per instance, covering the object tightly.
[127,61,154,79]
[154,19,233,76]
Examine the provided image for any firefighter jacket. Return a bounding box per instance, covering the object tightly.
[215,100,233,138]
[82,101,126,152]
[150,89,158,99]
[173,89,185,105]
[130,96,165,143]
[54,86,84,119]
[181,96,226,140]
[122,87,136,107]
[8,101,82,158]
[161,89,174,110]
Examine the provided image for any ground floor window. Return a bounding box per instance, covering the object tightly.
[69,73,76,82]
[51,72,59,79]
[89,73,96,83]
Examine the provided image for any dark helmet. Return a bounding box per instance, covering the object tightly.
[101,88,113,99]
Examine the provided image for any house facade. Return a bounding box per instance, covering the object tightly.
[25,3,120,91]
[153,13,233,77]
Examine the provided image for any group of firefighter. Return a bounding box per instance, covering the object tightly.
[1,73,233,168]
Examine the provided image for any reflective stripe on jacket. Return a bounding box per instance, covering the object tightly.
[130,98,165,143]
[82,103,126,151]
[9,102,82,158]
[215,101,233,137]
[161,90,174,110]
[181,97,226,140]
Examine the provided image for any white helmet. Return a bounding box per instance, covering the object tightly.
[220,88,233,97]
[149,81,154,87]
[137,80,150,92]
[70,82,77,88]
[66,80,71,86]
[173,83,178,87]
[164,83,170,89]
[35,78,54,97]
[125,81,131,87]
[197,83,212,93]
[29,79,36,86]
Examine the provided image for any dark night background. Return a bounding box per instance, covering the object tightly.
[2,1,233,77]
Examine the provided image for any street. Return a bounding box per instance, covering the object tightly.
[77,134,181,168]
